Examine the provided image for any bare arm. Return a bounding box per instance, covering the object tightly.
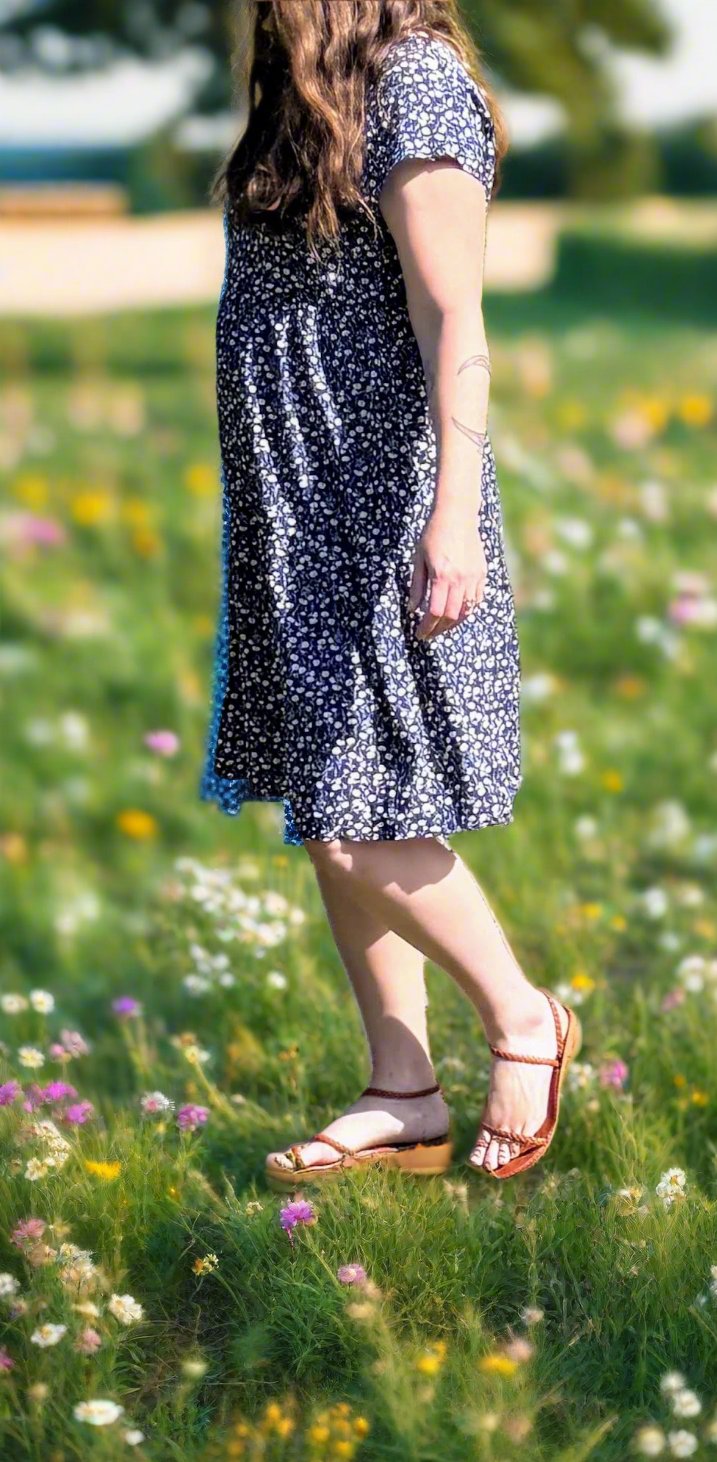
[380,158,491,639]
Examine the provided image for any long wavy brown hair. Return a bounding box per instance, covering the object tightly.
[214,0,507,242]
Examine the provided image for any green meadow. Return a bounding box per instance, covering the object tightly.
[1,284,717,1460]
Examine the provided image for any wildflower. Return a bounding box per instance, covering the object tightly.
[0,1081,20,1105]
[18,1046,45,1069]
[354,1417,371,1438]
[661,990,686,1012]
[656,1170,687,1208]
[0,1274,20,1299]
[245,1201,264,1216]
[73,1399,125,1427]
[1,994,28,1014]
[416,1341,447,1376]
[503,1336,535,1363]
[634,1425,666,1456]
[279,1199,316,1231]
[143,729,180,757]
[111,996,142,1018]
[337,1264,368,1286]
[266,970,288,990]
[64,1100,94,1125]
[667,1432,698,1458]
[75,1328,102,1354]
[661,1373,688,1397]
[25,1159,51,1181]
[599,1059,629,1091]
[140,1091,174,1116]
[55,1029,91,1058]
[31,1323,67,1347]
[478,1353,519,1376]
[11,1218,46,1250]
[176,1104,209,1132]
[27,1383,49,1403]
[108,1294,144,1326]
[124,1430,145,1446]
[84,1160,121,1181]
[72,1301,102,1319]
[29,990,54,1013]
[40,1080,78,1103]
[181,1357,208,1379]
[192,1253,219,1275]
[671,1391,701,1419]
[0,1347,14,1372]
[520,1306,545,1326]
[116,809,158,840]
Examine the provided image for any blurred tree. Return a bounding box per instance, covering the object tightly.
[2,0,672,193]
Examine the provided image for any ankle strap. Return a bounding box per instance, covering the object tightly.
[362,1082,441,1100]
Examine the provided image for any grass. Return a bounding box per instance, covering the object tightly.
[1,285,717,1460]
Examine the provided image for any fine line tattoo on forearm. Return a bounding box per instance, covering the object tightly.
[452,352,491,456]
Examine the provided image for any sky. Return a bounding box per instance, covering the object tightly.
[0,0,715,150]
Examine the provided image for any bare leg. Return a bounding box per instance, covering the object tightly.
[267,862,450,1173]
[304,836,568,1172]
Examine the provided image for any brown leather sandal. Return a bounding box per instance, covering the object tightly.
[468,987,582,1181]
[265,1082,453,1189]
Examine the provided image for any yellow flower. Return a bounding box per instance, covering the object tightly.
[184,463,216,496]
[674,1074,687,1089]
[309,1424,331,1444]
[613,675,646,700]
[555,399,588,431]
[601,770,623,793]
[353,1417,370,1437]
[14,473,48,508]
[85,1160,121,1182]
[579,903,602,922]
[610,914,627,932]
[690,1089,709,1106]
[116,809,158,840]
[679,395,712,428]
[131,527,161,558]
[120,498,151,527]
[478,1354,519,1376]
[71,489,113,526]
[640,396,670,431]
[571,971,596,992]
[192,1253,219,1275]
[332,1443,355,1459]
[415,1343,446,1376]
[694,919,716,940]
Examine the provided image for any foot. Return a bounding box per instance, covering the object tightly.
[268,1086,450,1173]
[470,990,569,1174]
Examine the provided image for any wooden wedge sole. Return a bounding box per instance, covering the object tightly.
[265,1136,454,1189]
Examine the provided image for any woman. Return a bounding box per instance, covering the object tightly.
[202,0,581,1185]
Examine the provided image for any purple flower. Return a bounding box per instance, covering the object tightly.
[176,1104,209,1132]
[337,1264,367,1286]
[64,1100,94,1125]
[16,513,66,549]
[143,730,180,758]
[279,1199,316,1232]
[22,1086,44,1112]
[11,1218,46,1250]
[661,989,686,1012]
[599,1059,629,1091]
[111,997,142,1019]
[40,1081,78,1104]
[0,1081,20,1107]
[0,1347,14,1372]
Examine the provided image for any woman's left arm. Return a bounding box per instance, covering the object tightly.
[380,158,491,640]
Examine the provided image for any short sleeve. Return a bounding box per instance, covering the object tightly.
[366,35,496,205]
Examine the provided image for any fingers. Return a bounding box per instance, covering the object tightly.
[407,549,428,613]
[416,576,447,640]
[423,581,466,641]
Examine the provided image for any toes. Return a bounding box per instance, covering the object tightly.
[484,1137,501,1171]
[269,1149,295,1171]
[471,1128,490,1167]
[498,1140,512,1168]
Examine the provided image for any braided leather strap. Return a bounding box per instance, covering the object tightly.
[479,1122,549,1147]
[488,989,566,1067]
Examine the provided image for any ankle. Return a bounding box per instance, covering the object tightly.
[367,1064,440,1097]
[483,986,548,1046]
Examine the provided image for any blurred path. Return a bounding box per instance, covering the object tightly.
[1,199,714,316]
[0,203,561,316]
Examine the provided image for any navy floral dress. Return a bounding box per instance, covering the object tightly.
[201,32,521,845]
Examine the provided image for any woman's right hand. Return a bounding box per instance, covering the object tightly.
[408,509,487,641]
